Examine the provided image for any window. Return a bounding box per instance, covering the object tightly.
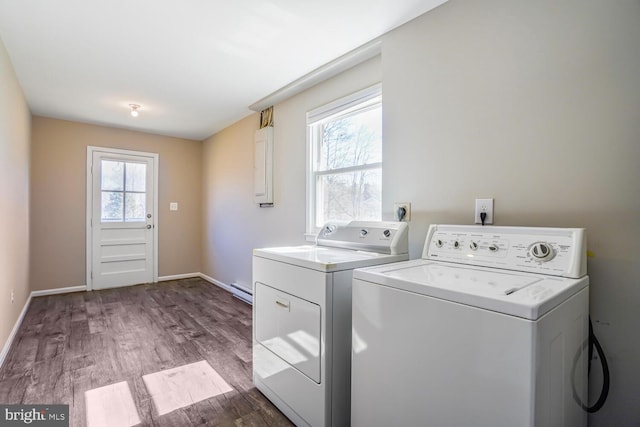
[307,84,382,235]
[100,160,147,222]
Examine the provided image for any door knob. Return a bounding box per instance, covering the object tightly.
[146,224,152,229]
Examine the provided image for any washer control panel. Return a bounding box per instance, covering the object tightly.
[423,225,587,278]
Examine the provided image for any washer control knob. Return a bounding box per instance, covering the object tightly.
[453,240,460,249]
[383,229,391,238]
[360,229,368,237]
[435,239,444,248]
[469,241,478,251]
[488,244,499,253]
[530,242,555,261]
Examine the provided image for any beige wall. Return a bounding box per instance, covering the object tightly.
[30,117,202,291]
[203,0,639,424]
[201,56,382,289]
[0,38,31,356]
[382,0,639,424]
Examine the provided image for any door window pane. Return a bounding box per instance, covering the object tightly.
[101,192,124,221]
[100,159,147,223]
[125,193,146,222]
[126,162,146,192]
[101,161,124,191]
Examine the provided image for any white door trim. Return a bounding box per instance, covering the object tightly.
[86,146,159,290]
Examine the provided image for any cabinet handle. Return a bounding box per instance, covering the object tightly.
[275,300,289,309]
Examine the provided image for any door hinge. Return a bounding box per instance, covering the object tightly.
[90,271,93,279]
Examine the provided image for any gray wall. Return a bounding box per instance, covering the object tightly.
[382,1,639,424]
[3,0,636,421]
[205,0,639,423]
[201,57,382,289]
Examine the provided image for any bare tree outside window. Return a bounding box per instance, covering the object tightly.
[311,97,382,228]
[100,160,147,222]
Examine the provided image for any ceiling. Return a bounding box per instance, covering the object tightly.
[0,0,446,141]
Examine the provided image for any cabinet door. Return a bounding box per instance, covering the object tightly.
[255,282,321,383]
[254,127,273,204]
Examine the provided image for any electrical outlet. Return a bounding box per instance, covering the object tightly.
[394,202,411,222]
[474,198,494,225]
[11,289,14,304]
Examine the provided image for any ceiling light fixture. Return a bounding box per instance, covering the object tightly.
[129,104,141,117]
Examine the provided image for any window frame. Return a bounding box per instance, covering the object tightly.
[305,83,382,239]
[100,159,148,223]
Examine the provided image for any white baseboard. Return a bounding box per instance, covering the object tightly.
[0,293,32,369]
[31,285,86,297]
[198,273,232,292]
[158,272,230,290]
[158,272,234,294]
[158,273,201,282]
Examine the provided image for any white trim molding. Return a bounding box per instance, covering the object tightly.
[249,39,381,112]
[198,273,233,292]
[158,273,201,282]
[159,272,234,294]
[0,295,32,369]
[31,285,87,298]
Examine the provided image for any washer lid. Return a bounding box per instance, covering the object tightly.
[253,245,409,272]
[353,260,589,320]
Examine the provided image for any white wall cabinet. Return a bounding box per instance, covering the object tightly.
[254,127,273,205]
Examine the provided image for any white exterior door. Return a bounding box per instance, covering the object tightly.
[87,147,158,290]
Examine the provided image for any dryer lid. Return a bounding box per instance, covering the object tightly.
[253,245,408,272]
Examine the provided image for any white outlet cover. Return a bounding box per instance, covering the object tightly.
[394,202,411,222]
[170,202,178,211]
[474,198,494,224]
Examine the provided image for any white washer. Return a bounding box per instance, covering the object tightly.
[253,221,409,427]
[351,224,589,427]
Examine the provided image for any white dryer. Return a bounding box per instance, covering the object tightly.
[351,224,589,427]
[253,221,409,426]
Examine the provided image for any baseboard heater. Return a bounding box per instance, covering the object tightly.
[230,283,253,305]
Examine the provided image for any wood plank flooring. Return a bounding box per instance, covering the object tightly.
[0,278,294,427]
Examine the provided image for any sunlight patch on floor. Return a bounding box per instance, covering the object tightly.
[85,381,141,427]
[142,360,234,416]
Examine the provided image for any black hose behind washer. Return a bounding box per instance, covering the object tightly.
[587,317,610,413]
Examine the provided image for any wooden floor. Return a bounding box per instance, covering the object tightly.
[0,278,294,427]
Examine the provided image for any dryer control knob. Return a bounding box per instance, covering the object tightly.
[435,239,444,248]
[360,229,368,237]
[383,229,391,238]
[453,240,460,249]
[469,241,478,251]
[530,242,555,261]
[323,224,337,235]
[488,244,499,253]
